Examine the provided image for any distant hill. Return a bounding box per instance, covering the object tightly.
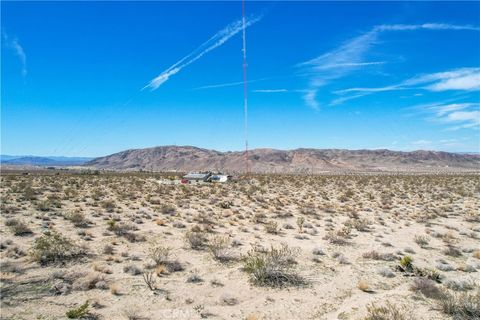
[85,146,480,173]
[1,155,94,166]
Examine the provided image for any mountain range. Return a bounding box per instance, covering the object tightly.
[85,146,480,173]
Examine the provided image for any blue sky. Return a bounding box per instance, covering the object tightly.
[2,1,479,157]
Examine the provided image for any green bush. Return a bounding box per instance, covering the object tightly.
[400,255,413,269]
[243,244,305,287]
[30,230,85,265]
[66,301,89,319]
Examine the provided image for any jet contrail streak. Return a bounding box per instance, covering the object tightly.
[143,15,262,91]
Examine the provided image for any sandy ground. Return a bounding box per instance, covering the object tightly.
[1,171,479,320]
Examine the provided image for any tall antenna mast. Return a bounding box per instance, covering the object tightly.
[241,0,249,175]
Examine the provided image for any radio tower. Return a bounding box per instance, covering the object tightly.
[241,0,249,175]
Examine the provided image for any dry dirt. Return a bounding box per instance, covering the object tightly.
[1,171,479,320]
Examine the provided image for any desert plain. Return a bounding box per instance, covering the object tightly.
[0,170,479,320]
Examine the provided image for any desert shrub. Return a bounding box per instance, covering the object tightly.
[399,256,413,269]
[148,244,170,266]
[6,218,32,236]
[323,228,350,245]
[142,271,157,291]
[219,201,232,209]
[377,267,395,278]
[101,200,116,212]
[445,279,475,292]
[160,205,176,215]
[296,217,305,232]
[72,273,106,291]
[362,250,395,261]
[103,244,115,255]
[358,280,372,292]
[414,235,430,247]
[242,244,305,287]
[364,301,411,320]
[409,278,443,299]
[208,235,236,262]
[415,267,441,282]
[66,211,88,227]
[185,230,208,250]
[443,245,462,257]
[345,218,370,232]
[30,230,85,265]
[264,221,279,234]
[220,293,238,306]
[66,301,89,319]
[186,271,203,283]
[123,264,142,275]
[436,289,480,319]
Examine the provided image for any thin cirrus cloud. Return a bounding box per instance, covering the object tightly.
[253,89,288,93]
[143,14,262,91]
[296,23,480,109]
[333,67,480,104]
[2,32,27,78]
[416,102,480,131]
[194,78,267,90]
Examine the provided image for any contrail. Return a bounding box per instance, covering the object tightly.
[143,14,262,91]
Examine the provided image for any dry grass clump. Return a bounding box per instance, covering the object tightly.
[185,230,208,250]
[323,227,351,245]
[30,230,86,265]
[242,244,305,287]
[6,218,32,236]
[264,221,279,234]
[65,211,88,228]
[358,280,372,292]
[472,250,480,259]
[364,301,412,320]
[208,235,236,262]
[148,244,170,266]
[414,235,430,248]
[362,250,395,261]
[444,279,475,292]
[409,278,443,299]
[436,289,480,319]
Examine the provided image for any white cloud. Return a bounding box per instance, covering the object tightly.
[431,103,476,116]
[2,32,27,78]
[303,90,320,110]
[143,14,262,91]
[427,72,480,91]
[335,68,480,104]
[253,89,288,93]
[416,101,480,131]
[411,139,432,146]
[446,110,480,123]
[297,22,479,108]
[375,23,480,32]
[194,78,266,90]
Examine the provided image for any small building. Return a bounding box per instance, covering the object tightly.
[209,174,231,183]
[182,172,212,183]
[181,172,231,183]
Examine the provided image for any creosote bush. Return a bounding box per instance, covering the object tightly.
[66,301,90,319]
[30,230,85,265]
[208,235,236,262]
[243,244,305,287]
[185,230,208,250]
